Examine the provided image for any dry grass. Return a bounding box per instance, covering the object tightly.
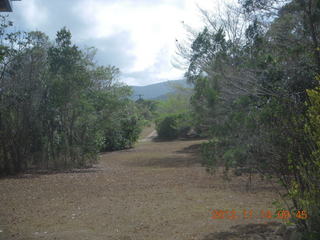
[0,139,285,240]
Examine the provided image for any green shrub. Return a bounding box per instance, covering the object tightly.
[156,115,179,139]
[155,113,191,139]
[103,114,142,151]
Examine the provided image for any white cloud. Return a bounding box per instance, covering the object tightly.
[19,0,48,29]
[73,0,212,85]
[8,0,238,86]
[75,0,185,73]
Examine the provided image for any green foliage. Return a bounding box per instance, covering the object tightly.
[154,83,194,139]
[103,102,142,151]
[135,98,158,121]
[156,85,193,116]
[156,82,193,139]
[156,114,179,139]
[155,113,191,139]
[291,84,320,238]
[0,20,142,174]
[179,0,320,237]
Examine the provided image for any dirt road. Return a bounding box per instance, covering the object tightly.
[0,139,282,240]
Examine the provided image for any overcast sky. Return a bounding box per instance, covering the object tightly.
[7,0,229,86]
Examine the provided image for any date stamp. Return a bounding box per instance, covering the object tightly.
[211,209,308,220]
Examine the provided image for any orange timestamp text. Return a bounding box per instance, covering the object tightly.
[211,209,308,220]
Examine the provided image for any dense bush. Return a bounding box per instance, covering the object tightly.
[154,83,194,139]
[0,19,142,174]
[178,0,320,237]
[103,108,142,151]
[156,115,179,139]
[155,113,191,139]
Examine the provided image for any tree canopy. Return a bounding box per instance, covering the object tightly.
[178,0,320,238]
[0,19,142,174]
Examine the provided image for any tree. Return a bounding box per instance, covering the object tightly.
[155,83,194,139]
[0,21,143,174]
[179,1,320,237]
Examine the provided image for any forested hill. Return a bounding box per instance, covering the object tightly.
[130,79,191,100]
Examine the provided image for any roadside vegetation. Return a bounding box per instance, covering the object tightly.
[154,84,194,139]
[172,0,320,238]
[0,17,143,175]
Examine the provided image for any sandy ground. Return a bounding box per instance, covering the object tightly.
[138,124,156,141]
[0,138,285,240]
[139,130,157,142]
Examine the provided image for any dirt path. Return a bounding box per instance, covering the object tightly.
[139,130,157,142]
[0,139,283,240]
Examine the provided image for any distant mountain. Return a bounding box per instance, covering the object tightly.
[130,79,191,100]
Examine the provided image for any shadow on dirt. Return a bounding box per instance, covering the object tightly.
[152,137,207,142]
[124,142,204,168]
[127,155,201,168]
[175,143,202,154]
[1,167,102,180]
